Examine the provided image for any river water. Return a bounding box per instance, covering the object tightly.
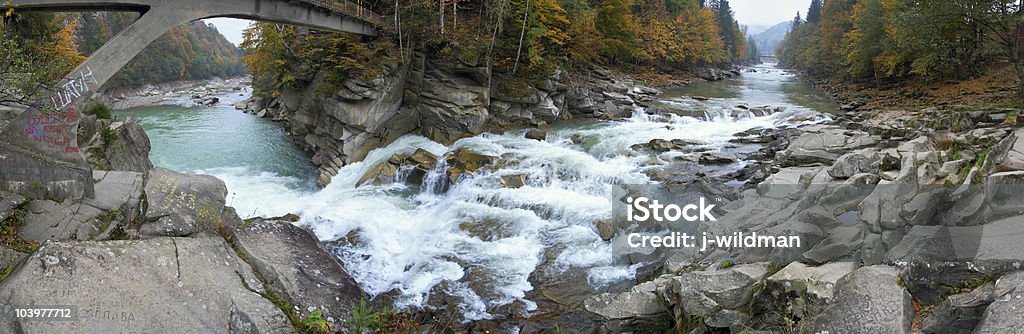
[115,63,838,320]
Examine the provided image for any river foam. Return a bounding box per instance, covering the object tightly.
[193,64,835,320]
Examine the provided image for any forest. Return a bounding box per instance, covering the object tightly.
[77,12,246,88]
[241,0,761,97]
[0,10,244,103]
[778,0,1024,92]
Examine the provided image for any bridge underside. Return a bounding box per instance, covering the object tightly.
[0,0,381,200]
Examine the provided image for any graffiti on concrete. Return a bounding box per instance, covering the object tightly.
[12,66,97,154]
[50,66,98,111]
[18,106,80,153]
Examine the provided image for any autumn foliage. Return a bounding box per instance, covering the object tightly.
[241,0,757,90]
[780,0,1024,92]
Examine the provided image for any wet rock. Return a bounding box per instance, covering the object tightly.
[232,219,367,328]
[695,67,731,81]
[632,138,708,153]
[595,219,616,241]
[140,168,233,237]
[356,149,439,187]
[0,238,293,333]
[798,265,913,334]
[699,152,739,165]
[646,102,707,119]
[525,128,547,141]
[500,174,527,188]
[355,159,399,187]
[445,148,498,182]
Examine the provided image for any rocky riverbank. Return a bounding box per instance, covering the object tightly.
[0,106,375,332]
[233,51,740,186]
[94,76,251,110]
[526,78,1024,333]
[8,61,1023,333]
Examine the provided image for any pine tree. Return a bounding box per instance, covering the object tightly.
[793,11,801,30]
[806,0,823,24]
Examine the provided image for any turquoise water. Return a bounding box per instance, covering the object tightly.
[113,91,317,192]
[116,63,837,319]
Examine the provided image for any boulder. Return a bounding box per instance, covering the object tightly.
[766,261,857,304]
[0,238,294,333]
[232,219,367,327]
[524,128,547,141]
[699,152,739,165]
[141,168,232,237]
[659,263,769,328]
[104,119,153,174]
[445,148,498,182]
[802,225,865,264]
[19,170,143,241]
[499,174,527,188]
[993,128,1024,172]
[356,149,439,187]
[885,214,1024,274]
[584,281,673,333]
[0,190,27,222]
[775,126,878,167]
[920,282,994,334]
[88,170,145,225]
[798,265,913,334]
[828,149,880,179]
[974,271,1024,333]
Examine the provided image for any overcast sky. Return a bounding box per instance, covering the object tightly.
[203,18,251,46]
[731,0,808,32]
[204,0,811,46]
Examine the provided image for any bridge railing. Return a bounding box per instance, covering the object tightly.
[302,0,388,28]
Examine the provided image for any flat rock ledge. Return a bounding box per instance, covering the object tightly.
[233,219,367,327]
[0,237,294,333]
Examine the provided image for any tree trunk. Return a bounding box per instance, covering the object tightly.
[512,0,529,75]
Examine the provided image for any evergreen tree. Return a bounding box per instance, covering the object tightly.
[806,0,823,24]
[792,11,801,30]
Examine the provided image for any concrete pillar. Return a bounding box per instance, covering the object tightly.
[0,7,192,199]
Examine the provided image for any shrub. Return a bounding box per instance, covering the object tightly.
[84,102,112,119]
[300,310,331,334]
[100,126,118,146]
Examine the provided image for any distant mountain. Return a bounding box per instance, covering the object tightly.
[745,24,771,36]
[76,12,246,89]
[754,21,791,56]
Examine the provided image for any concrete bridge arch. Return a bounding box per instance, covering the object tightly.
[0,0,385,200]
